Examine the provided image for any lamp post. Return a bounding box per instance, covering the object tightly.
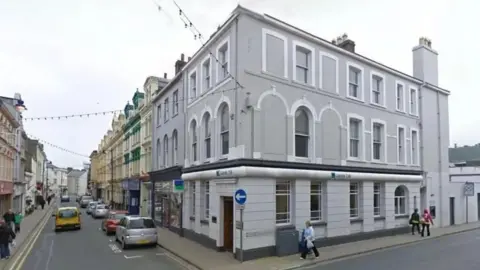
[103,150,114,207]
[0,97,27,113]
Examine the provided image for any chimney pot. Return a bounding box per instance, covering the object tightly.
[180,53,185,61]
[164,73,167,79]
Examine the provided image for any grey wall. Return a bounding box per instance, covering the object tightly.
[152,77,186,171]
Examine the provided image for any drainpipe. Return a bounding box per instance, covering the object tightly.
[234,18,239,147]
[435,87,444,226]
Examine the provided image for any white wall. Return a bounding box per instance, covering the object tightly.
[78,173,88,195]
[446,167,480,225]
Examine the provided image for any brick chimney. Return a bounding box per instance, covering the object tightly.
[175,53,187,75]
[332,33,355,53]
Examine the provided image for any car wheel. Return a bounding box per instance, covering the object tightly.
[115,234,118,242]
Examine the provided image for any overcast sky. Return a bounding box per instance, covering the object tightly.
[0,0,477,168]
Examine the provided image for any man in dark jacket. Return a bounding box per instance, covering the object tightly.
[3,210,15,229]
[0,221,16,259]
[409,208,421,235]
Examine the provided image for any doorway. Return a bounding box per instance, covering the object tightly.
[223,197,234,251]
[449,197,455,225]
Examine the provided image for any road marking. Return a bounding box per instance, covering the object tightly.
[44,240,54,270]
[9,208,52,270]
[124,255,143,259]
[156,253,166,256]
[108,243,122,254]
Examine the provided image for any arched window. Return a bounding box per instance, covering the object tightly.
[191,120,198,161]
[163,135,169,167]
[394,186,408,215]
[220,104,229,155]
[172,130,178,165]
[295,108,309,157]
[203,113,211,159]
[156,138,161,169]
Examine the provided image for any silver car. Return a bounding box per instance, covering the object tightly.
[86,201,98,215]
[115,216,157,249]
[92,204,109,219]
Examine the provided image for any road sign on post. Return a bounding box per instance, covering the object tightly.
[464,182,475,196]
[234,188,247,263]
[235,189,247,205]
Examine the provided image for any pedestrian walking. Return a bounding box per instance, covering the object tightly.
[47,195,52,205]
[2,210,15,230]
[300,221,319,260]
[0,220,16,260]
[409,208,421,235]
[421,208,434,237]
[40,197,45,210]
[14,212,23,234]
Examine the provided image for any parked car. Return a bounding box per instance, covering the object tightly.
[79,196,93,208]
[86,201,98,215]
[115,216,157,249]
[91,204,109,219]
[60,195,70,203]
[101,210,128,235]
[53,207,81,231]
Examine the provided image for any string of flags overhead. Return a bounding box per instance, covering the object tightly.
[23,110,122,121]
[26,134,90,158]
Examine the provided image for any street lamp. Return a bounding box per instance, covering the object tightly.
[0,97,27,113]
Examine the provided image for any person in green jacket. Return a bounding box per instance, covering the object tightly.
[14,212,23,234]
[409,208,421,235]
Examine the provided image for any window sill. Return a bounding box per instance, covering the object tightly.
[374,216,386,221]
[200,219,209,225]
[347,158,366,163]
[260,70,289,81]
[371,160,387,165]
[275,224,295,231]
[396,163,408,166]
[394,214,409,219]
[346,95,365,103]
[395,109,406,114]
[219,155,228,160]
[292,80,315,89]
[189,216,195,221]
[370,102,386,109]
[310,220,327,226]
[350,218,363,224]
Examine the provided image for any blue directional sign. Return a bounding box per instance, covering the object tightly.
[235,189,247,205]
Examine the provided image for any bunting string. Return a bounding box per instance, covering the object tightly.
[26,134,90,158]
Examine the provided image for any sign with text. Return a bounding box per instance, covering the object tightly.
[331,172,352,179]
[464,182,475,196]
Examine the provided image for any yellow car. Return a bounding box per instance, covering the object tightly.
[53,207,82,231]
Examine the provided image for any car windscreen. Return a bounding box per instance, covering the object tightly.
[129,219,155,229]
[82,197,93,201]
[58,210,77,218]
[113,214,126,220]
[96,205,106,209]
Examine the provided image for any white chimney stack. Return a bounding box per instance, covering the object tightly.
[412,36,438,85]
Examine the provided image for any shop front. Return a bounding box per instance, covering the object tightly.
[121,178,140,215]
[139,172,151,217]
[0,181,13,215]
[150,166,183,235]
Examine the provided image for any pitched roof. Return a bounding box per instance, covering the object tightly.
[67,170,86,178]
[449,145,480,162]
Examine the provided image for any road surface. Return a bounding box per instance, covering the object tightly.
[303,229,480,270]
[18,198,188,270]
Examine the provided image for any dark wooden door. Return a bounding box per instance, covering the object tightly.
[223,197,233,251]
[449,197,455,225]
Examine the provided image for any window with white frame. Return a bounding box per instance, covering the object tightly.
[173,90,179,115]
[191,120,198,161]
[349,118,362,158]
[172,130,178,165]
[217,41,229,82]
[397,126,405,164]
[372,122,384,161]
[156,104,161,126]
[349,182,360,218]
[294,44,312,84]
[220,104,229,156]
[156,139,161,168]
[190,181,196,217]
[295,108,309,158]
[348,64,363,99]
[203,113,211,159]
[373,183,381,216]
[409,87,418,115]
[371,74,384,105]
[396,82,405,112]
[394,186,407,215]
[276,181,291,224]
[310,182,322,221]
[411,129,419,165]
[204,181,210,219]
[189,72,197,101]
[163,135,168,167]
[164,98,169,122]
[202,58,211,91]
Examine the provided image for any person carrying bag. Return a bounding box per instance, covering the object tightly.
[300,221,319,259]
[409,208,421,235]
[421,209,434,237]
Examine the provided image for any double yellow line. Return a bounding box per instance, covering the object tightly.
[6,209,52,270]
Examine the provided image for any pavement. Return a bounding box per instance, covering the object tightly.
[157,221,480,270]
[302,229,480,270]
[7,198,191,270]
[0,202,55,269]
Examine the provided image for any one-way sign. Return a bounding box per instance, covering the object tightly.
[235,189,247,205]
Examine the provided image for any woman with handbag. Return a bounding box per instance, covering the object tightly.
[300,221,319,259]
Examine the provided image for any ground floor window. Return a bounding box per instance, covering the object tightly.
[276,181,291,224]
[153,181,181,228]
[349,182,360,218]
[394,185,408,215]
[310,182,322,221]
